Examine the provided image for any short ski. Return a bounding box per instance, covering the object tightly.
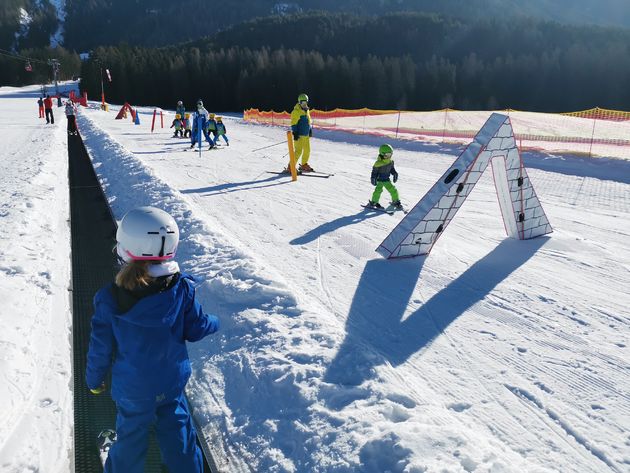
[97,429,117,467]
[361,204,407,215]
[266,171,333,178]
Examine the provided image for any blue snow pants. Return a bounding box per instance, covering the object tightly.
[104,391,203,473]
[191,126,212,147]
[213,134,229,145]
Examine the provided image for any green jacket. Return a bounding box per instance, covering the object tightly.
[371,157,398,182]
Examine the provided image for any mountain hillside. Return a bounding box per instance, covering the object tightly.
[79,12,630,112]
[1,0,629,52]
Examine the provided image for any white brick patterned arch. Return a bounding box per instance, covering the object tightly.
[377,113,552,259]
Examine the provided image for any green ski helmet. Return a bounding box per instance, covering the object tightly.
[297,93,309,103]
[379,144,394,157]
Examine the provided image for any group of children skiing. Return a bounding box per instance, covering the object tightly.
[171,99,229,149]
[86,92,403,473]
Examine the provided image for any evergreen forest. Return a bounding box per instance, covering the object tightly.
[78,13,630,113]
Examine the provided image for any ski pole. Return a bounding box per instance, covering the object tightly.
[251,140,286,153]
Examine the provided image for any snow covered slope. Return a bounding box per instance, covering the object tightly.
[0,85,72,472]
[77,104,629,472]
[0,83,628,472]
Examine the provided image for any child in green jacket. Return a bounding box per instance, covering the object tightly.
[367,144,402,209]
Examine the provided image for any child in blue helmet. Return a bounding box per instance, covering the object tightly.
[86,206,219,473]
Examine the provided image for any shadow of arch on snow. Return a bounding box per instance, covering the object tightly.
[324,237,549,394]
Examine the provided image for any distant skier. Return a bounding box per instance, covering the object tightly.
[37,97,44,118]
[189,99,214,150]
[65,100,77,135]
[86,206,219,473]
[44,94,54,124]
[176,100,186,119]
[206,113,218,140]
[284,93,313,173]
[170,114,184,137]
[183,113,192,138]
[366,144,402,209]
[213,117,229,146]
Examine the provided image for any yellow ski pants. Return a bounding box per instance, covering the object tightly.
[294,136,311,165]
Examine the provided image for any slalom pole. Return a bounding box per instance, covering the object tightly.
[197,115,203,158]
[286,131,298,181]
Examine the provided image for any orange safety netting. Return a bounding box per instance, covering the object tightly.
[244,106,630,159]
[561,107,630,122]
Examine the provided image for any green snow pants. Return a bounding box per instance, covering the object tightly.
[371,180,399,203]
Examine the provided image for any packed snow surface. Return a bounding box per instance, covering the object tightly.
[0,85,72,472]
[0,84,629,472]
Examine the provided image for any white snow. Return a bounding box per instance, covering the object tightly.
[18,8,32,27]
[0,84,629,472]
[49,0,67,48]
[0,84,73,472]
[12,8,33,49]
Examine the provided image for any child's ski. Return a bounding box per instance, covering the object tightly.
[361,204,407,215]
[266,171,333,178]
[97,429,117,467]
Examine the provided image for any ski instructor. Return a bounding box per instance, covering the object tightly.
[285,93,314,173]
[189,99,214,150]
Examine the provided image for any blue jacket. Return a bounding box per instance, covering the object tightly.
[86,273,219,402]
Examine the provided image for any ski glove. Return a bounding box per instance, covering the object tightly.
[371,177,377,186]
[293,132,299,141]
[90,382,106,395]
[309,129,313,137]
[393,173,398,183]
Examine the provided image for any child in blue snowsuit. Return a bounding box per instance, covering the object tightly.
[86,206,219,473]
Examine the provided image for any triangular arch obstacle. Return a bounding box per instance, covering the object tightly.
[115,102,135,120]
[377,113,552,259]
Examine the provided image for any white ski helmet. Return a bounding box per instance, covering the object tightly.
[116,207,179,262]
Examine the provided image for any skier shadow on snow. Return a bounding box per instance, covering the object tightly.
[324,237,548,399]
[290,210,383,245]
[180,174,287,196]
[131,150,173,155]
